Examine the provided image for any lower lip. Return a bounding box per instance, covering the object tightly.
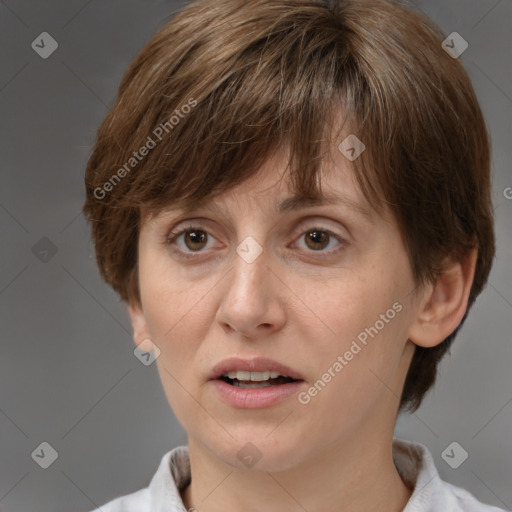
[210,379,304,409]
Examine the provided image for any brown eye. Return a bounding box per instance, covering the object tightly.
[304,230,331,251]
[183,229,208,251]
[295,228,343,253]
[167,226,214,255]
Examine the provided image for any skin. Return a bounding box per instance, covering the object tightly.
[129,147,477,512]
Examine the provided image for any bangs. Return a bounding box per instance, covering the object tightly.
[110,1,381,216]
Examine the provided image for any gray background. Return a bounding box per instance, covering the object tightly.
[0,1,510,511]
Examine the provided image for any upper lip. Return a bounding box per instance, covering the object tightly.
[208,357,304,381]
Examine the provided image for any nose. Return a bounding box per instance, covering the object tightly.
[215,243,287,339]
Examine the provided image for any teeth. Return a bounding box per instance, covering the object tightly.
[233,380,273,388]
[224,370,285,381]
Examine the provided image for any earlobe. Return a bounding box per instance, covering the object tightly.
[408,249,478,348]
[128,303,154,350]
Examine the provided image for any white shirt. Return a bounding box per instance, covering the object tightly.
[91,439,508,511]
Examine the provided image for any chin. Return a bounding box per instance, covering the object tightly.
[203,432,308,473]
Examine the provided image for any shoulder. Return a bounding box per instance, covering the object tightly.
[89,487,150,512]
[440,480,509,512]
[88,446,190,512]
[393,438,508,512]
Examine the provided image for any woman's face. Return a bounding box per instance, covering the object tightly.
[130,150,422,472]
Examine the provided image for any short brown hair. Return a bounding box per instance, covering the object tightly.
[83,0,495,412]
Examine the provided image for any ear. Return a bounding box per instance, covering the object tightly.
[128,302,156,352]
[408,249,478,348]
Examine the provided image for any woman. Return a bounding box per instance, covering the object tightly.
[83,0,503,510]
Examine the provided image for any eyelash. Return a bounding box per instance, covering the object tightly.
[165,224,345,260]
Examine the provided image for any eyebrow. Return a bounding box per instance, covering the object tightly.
[276,192,372,218]
[163,191,372,219]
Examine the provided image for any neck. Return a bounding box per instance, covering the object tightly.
[181,431,412,512]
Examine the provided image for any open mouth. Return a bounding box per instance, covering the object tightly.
[220,370,299,388]
[210,362,305,408]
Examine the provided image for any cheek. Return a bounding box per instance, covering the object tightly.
[310,268,397,341]
[307,267,411,385]
[138,244,211,334]
[139,272,213,423]
[138,262,226,409]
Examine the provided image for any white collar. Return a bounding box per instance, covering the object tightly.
[99,438,506,511]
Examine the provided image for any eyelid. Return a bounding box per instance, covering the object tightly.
[166,223,213,242]
[165,221,347,260]
[289,225,345,253]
